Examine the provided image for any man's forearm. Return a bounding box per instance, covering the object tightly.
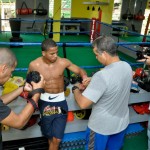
[1,86,23,104]
[80,69,88,79]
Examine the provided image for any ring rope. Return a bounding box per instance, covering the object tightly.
[120,45,137,52]
[14,62,143,72]
[1,18,92,23]
[1,18,150,38]
[2,31,90,34]
[1,17,150,38]
[96,20,150,38]
[0,42,150,46]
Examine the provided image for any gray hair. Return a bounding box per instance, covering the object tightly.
[92,35,117,56]
[0,48,17,67]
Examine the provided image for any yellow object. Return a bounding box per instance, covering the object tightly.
[122,27,128,37]
[74,110,86,120]
[1,124,9,131]
[2,76,24,95]
[53,0,61,42]
[65,88,70,97]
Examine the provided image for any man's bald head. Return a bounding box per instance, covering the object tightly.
[0,48,17,67]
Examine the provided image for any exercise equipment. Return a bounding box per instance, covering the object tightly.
[64,88,70,97]
[67,111,74,122]
[74,109,91,120]
[21,115,39,130]
[9,18,21,38]
[134,0,145,21]
[9,18,23,48]
[1,124,10,131]
[16,1,32,15]
[2,76,24,95]
[132,103,150,114]
[20,91,29,99]
[64,76,70,91]
[33,2,48,16]
[122,0,133,20]
[70,74,82,84]
[26,71,41,84]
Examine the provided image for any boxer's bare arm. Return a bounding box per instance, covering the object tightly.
[65,59,87,78]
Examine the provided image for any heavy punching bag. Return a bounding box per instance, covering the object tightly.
[9,18,21,38]
[9,18,23,48]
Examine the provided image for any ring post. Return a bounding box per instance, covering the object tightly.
[90,18,96,43]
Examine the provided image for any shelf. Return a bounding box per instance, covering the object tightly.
[129,88,150,104]
[6,86,150,112]
[83,1,109,5]
[2,118,88,141]
[2,106,148,141]
[2,123,42,141]
[129,106,149,124]
[2,85,150,141]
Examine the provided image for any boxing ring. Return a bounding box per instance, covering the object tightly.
[1,18,150,149]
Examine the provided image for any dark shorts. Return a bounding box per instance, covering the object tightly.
[85,127,127,150]
[38,99,68,140]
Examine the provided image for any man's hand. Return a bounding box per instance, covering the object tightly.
[82,77,91,88]
[24,83,33,92]
[137,55,150,66]
[74,83,87,92]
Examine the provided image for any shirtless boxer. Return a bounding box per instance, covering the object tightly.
[28,39,88,150]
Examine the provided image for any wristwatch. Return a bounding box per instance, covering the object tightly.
[72,86,79,93]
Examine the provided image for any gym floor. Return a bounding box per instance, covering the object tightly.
[0,33,148,149]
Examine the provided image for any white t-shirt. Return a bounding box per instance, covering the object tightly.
[83,61,132,135]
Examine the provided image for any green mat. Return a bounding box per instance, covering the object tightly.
[0,33,148,150]
[0,33,142,78]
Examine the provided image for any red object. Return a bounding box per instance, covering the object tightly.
[132,103,150,114]
[22,115,39,130]
[67,111,74,122]
[133,68,146,78]
[134,9,145,21]
[16,8,32,15]
[96,9,102,36]
[90,18,97,43]
[20,91,29,99]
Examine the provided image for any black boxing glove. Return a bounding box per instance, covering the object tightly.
[64,76,70,91]
[26,71,41,84]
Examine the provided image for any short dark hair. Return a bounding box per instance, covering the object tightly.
[92,35,117,56]
[41,39,57,51]
[0,48,17,67]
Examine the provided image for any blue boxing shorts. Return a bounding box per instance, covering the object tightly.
[38,92,68,140]
[85,127,127,150]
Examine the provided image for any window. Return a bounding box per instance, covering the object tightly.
[49,0,54,18]
[0,1,15,31]
[61,0,71,18]
[112,0,122,21]
[141,9,150,35]
[49,0,71,18]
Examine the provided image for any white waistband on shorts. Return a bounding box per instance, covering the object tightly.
[40,92,65,102]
